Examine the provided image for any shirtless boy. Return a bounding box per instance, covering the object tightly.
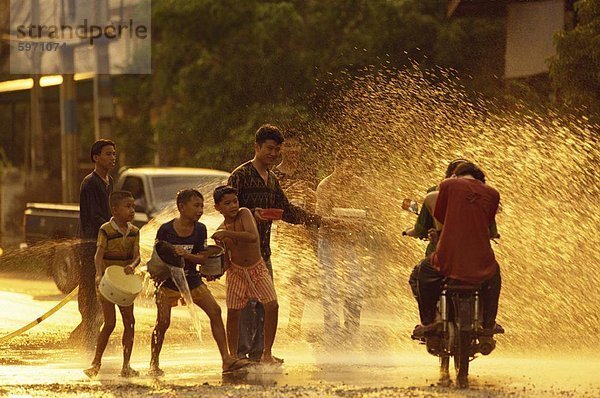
[212,185,281,364]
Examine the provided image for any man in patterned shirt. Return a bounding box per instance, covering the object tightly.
[228,124,321,361]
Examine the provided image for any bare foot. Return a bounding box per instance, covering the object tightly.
[223,357,253,373]
[148,366,165,377]
[119,366,140,378]
[260,354,284,365]
[83,363,100,378]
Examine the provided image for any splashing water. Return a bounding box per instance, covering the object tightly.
[272,65,599,354]
[2,65,597,360]
[131,65,598,355]
[169,267,202,342]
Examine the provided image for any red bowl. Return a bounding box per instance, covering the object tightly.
[260,208,284,220]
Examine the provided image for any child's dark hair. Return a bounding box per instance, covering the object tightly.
[176,189,204,208]
[453,162,486,183]
[255,124,284,146]
[109,191,134,207]
[213,185,237,204]
[90,139,116,162]
[445,158,469,178]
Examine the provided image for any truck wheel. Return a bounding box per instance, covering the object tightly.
[51,245,80,293]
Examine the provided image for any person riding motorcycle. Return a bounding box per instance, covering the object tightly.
[411,162,503,338]
[405,159,471,302]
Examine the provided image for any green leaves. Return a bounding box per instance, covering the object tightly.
[114,0,508,168]
[549,0,600,118]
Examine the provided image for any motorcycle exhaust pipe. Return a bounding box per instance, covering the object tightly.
[478,338,496,355]
[440,291,447,332]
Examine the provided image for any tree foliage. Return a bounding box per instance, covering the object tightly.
[115,0,505,169]
[549,0,600,120]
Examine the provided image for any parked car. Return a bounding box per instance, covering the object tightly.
[23,167,229,292]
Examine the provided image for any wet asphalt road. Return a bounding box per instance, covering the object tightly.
[1,273,599,398]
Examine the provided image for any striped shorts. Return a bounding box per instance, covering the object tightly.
[226,258,277,310]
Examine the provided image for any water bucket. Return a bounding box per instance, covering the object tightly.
[147,240,184,282]
[98,266,143,306]
[201,245,226,277]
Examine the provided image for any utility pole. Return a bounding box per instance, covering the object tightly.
[93,0,113,140]
[60,73,79,202]
[29,77,43,179]
[59,0,79,202]
[29,0,44,188]
[154,129,159,165]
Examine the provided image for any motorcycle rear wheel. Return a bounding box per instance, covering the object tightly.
[454,331,471,389]
[438,355,451,386]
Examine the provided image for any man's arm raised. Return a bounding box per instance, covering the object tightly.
[276,178,321,227]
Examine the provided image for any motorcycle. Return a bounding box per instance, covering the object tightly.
[412,279,502,388]
[403,198,503,388]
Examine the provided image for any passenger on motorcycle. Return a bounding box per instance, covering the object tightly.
[403,158,469,253]
[405,159,470,302]
[412,162,502,336]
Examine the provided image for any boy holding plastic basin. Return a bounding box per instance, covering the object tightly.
[84,191,141,378]
[212,185,281,364]
[149,189,250,376]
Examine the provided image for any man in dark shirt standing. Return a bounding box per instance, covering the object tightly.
[70,139,116,346]
[228,124,320,361]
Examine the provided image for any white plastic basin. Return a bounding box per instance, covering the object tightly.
[98,265,143,306]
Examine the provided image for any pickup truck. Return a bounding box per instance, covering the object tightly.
[23,167,229,293]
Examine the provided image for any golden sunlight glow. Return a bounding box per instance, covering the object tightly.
[0,78,34,93]
[0,73,93,93]
[74,72,95,81]
[39,75,63,87]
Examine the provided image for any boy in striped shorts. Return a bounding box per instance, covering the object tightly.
[212,186,281,364]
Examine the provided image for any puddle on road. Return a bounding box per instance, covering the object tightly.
[1,287,599,397]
